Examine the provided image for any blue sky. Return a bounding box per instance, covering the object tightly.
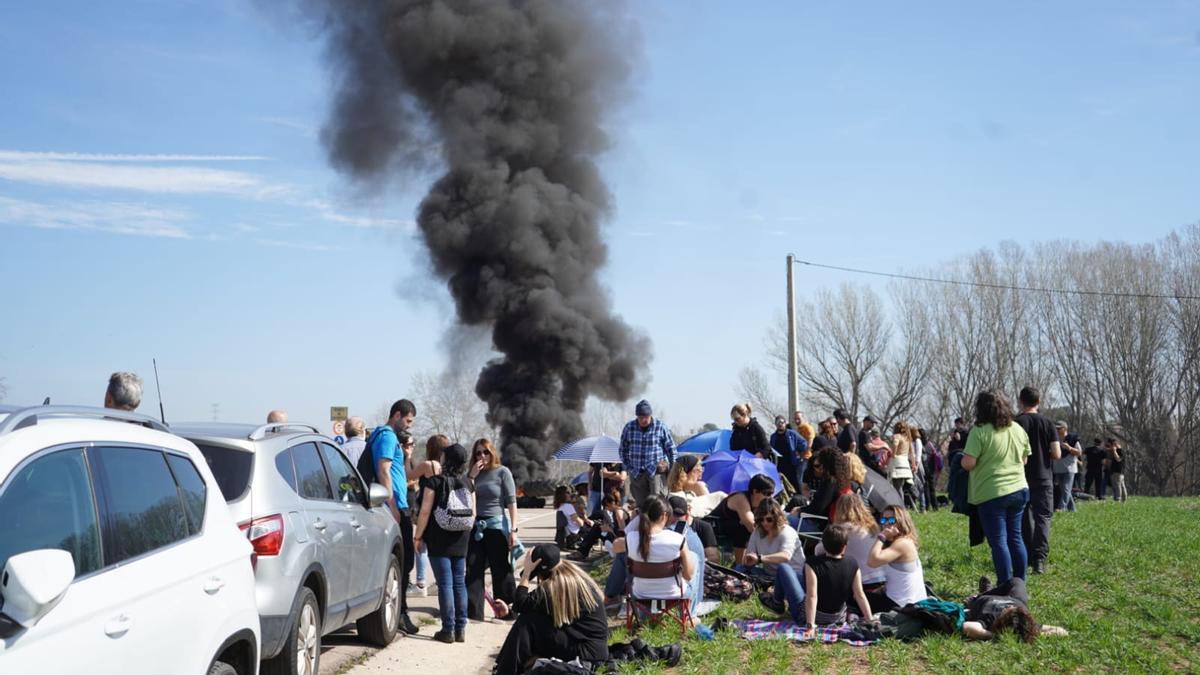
[2,0,1198,432]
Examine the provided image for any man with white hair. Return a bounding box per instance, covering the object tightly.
[266,410,288,424]
[343,416,368,465]
[104,372,143,411]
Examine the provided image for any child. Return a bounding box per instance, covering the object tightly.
[803,524,874,629]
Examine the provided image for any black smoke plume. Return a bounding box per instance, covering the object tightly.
[309,0,650,481]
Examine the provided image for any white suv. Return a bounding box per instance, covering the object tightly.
[0,406,260,675]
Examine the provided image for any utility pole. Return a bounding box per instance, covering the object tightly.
[786,254,799,421]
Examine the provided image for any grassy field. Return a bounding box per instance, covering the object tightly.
[600,497,1200,674]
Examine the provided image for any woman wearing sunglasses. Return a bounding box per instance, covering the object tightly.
[742,499,808,623]
[465,438,520,622]
[866,505,927,612]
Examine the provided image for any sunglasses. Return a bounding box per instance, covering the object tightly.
[474,449,492,457]
[878,516,897,525]
[760,516,776,524]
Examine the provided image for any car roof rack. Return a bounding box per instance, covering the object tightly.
[0,405,171,435]
[248,423,321,441]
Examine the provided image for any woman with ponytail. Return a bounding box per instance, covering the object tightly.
[729,402,771,459]
[612,495,695,599]
[492,544,609,674]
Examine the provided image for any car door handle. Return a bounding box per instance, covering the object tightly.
[203,577,226,595]
[104,614,133,638]
[350,518,364,530]
[313,518,327,532]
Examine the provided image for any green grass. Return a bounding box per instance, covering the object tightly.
[607,497,1200,674]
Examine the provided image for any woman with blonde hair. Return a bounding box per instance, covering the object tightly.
[889,422,918,508]
[729,402,770,458]
[817,494,885,590]
[667,454,709,496]
[493,545,609,674]
[465,439,519,622]
[866,505,927,611]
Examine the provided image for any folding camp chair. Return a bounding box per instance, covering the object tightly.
[625,552,692,637]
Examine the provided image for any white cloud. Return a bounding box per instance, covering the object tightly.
[256,117,317,138]
[306,198,416,232]
[0,151,265,162]
[0,159,279,196]
[0,195,191,239]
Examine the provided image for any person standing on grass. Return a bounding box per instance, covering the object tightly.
[803,524,874,630]
[1014,386,1059,575]
[1053,422,1083,512]
[963,389,1032,584]
[1106,438,1128,502]
[920,429,942,511]
[1084,438,1107,500]
[771,414,807,491]
[619,400,676,505]
[729,402,771,459]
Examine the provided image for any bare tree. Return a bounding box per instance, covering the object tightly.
[407,369,494,444]
[582,397,630,436]
[736,365,787,424]
[794,283,891,418]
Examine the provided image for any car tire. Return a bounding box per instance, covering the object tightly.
[208,661,238,675]
[263,587,321,675]
[356,554,401,646]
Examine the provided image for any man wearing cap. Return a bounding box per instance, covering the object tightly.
[667,495,707,610]
[858,415,878,454]
[619,400,677,505]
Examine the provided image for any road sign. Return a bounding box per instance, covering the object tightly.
[333,421,345,437]
[330,406,348,421]
[334,435,346,445]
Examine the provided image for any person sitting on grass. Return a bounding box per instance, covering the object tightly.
[554,486,589,549]
[816,494,886,592]
[712,474,776,565]
[740,499,807,623]
[866,505,928,612]
[668,454,710,496]
[803,448,854,522]
[576,490,629,558]
[963,576,1069,642]
[803,524,874,630]
[492,545,609,675]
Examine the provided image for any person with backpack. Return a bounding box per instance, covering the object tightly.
[413,442,475,643]
[362,399,420,635]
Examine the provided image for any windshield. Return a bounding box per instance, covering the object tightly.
[194,443,254,503]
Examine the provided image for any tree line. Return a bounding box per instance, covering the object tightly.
[740,224,1200,497]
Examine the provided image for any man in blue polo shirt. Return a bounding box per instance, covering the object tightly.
[370,398,419,634]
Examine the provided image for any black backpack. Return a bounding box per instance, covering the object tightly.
[356,427,384,485]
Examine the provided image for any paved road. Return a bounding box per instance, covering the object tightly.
[318,505,560,675]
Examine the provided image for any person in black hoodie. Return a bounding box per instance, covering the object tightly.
[729,402,770,459]
[492,544,609,674]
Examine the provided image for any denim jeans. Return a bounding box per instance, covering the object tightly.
[587,490,603,517]
[430,555,467,633]
[1054,473,1076,511]
[976,488,1029,584]
[605,552,627,599]
[415,543,429,585]
[773,565,806,622]
[683,527,705,609]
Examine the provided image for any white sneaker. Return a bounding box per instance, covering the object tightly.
[408,583,428,597]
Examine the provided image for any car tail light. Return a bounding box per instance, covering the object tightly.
[240,514,285,558]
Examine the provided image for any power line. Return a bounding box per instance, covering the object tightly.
[790,257,1200,301]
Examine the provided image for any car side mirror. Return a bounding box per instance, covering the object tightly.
[0,549,75,638]
[368,483,389,509]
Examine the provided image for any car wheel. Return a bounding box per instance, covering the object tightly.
[263,587,321,675]
[208,661,238,675]
[356,554,401,646]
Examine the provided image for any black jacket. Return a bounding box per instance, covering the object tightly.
[730,418,770,458]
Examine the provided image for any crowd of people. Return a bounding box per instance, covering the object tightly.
[95,373,1091,673]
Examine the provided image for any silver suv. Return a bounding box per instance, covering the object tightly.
[172,422,402,675]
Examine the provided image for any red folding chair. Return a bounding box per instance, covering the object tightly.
[625,549,692,637]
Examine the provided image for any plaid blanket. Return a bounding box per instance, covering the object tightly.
[731,619,879,647]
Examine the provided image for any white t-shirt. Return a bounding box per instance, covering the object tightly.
[626,527,689,599]
[745,525,805,574]
[912,438,924,473]
[559,504,582,534]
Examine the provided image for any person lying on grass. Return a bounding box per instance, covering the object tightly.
[804,524,874,632]
[963,575,1069,641]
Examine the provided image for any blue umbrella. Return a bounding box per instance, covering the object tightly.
[571,470,590,486]
[701,450,783,495]
[553,434,621,463]
[677,429,732,455]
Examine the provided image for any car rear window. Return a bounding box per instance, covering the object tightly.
[195,443,253,502]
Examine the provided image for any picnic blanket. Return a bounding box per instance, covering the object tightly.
[731,619,880,646]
